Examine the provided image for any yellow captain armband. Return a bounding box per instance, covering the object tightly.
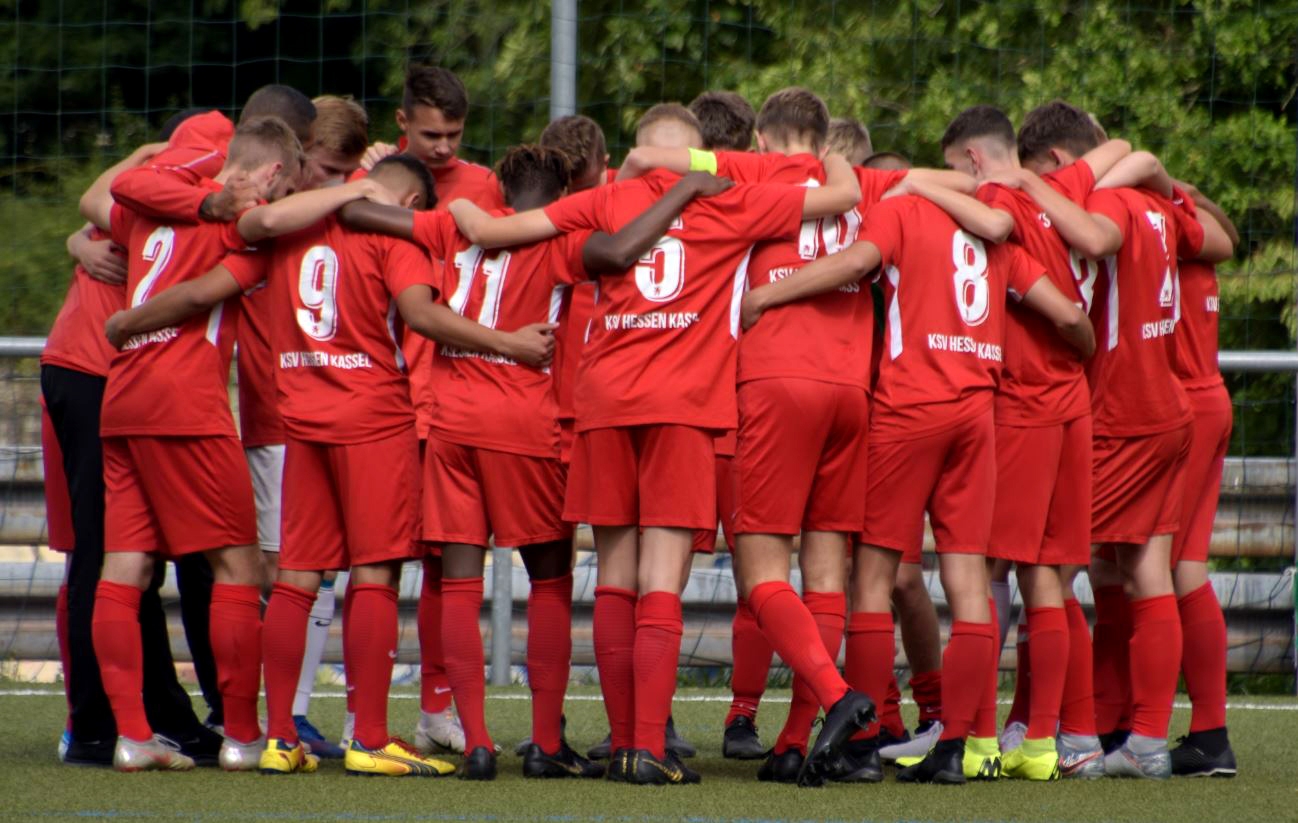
[687,148,718,175]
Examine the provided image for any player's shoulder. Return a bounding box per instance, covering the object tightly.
[169,110,234,151]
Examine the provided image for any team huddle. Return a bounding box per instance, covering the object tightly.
[38,63,1239,788]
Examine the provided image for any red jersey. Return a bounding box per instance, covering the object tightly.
[978,160,1095,426]
[100,186,251,437]
[225,215,437,444]
[861,195,1045,441]
[109,111,234,221]
[411,210,586,458]
[1166,192,1222,389]
[544,171,806,431]
[1085,186,1204,436]
[235,284,285,447]
[553,282,596,422]
[41,227,126,378]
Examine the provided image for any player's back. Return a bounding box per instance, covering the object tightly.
[42,227,127,378]
[1174,258,1222,389]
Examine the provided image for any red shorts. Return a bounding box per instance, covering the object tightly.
[692,454,736,553]
[1172,385,1232,565]
[424,436,572,548]
[734,379,869,535]
[990,415,1093,566]
[40,401,74,553]
[564,425,716,530]
[104,435,256,557]
[1091,424,1192,546]
[861,410,995,557]
[280,428,421,571]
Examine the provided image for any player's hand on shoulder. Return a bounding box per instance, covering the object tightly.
[78,238,129,285]
[360,142,399,171]
[503,322,558,368]
[882,178,914,199]
[979,168,1027,190]
[200,172,259,221]
[105,311,129,350]
[683,171,734,198]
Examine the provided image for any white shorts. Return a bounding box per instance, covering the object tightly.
[246,444,285,552]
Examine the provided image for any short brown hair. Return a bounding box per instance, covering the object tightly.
[862,151,910,171]
[240,85,316,144]
[497,145,573,208]
[403,65,468,120]
[1017,100,1101,165]
[755,87,830,152]
[940,104,1015,153]
[227,115,303,173]
[539,115,607,182]
[310,96,369,160]
[689,91,755,151]
[826,117,872,165]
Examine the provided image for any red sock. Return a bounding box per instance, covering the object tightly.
[1025,606,1069,739]
[417,568,452,713]
[347,584,398,749]
[1006,624,1031,727]
[1092,585,1132,734]
[210,583,263,743]
[56,583,71,725]
[1059,598,1097,736]
[262,582,315,743]
[751,581,850,710]
[1178,583,1227,732]
[844,611,894,739]
[442,577,491,752]
[593,586,636,752]
[909,670,943,727]
[1129,594,1181,739]
[938,621,995,741]
[726,597,773,725]
[92,580,150,741]
[633,592,683,758]
[342,583,355,715]
[971,599,1000,739]
[881,675,905,738]
[774,591,846,755]
[527,573,572,754]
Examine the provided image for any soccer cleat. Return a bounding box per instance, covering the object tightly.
[522,741,605,779]
[219,735,266,771]
[896,738,966,785]
[1170,732,1237,778]
[1057,733,1106,779]
[258,738,320,775]
[878,720,943,762]
[605,748,633,782]
[722,716,766,760]
[459,746,497,781]
[112,734,196,772]
[344,738,456,777]
[625,748,701,785]
[63,736,114,767]
[756,748,805,784]
[798,690,875,788]
[414,707,466,754]
[587,734,612,761]
[340,711,355,749]
[665,716,697,759]
[998,720,1027,754]
[58,730,72,762]
[158,725,225,767]
[826,737,884,784]
[293,716,344,759]
[963,736,1002,780]
[1000,739,1061,781]
[1103,735,1171,780]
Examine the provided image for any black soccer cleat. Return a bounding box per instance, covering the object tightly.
[605,748,633,782]
[826,737,884,784]
[522,741,605,779]
[756,748,804,784]
[896,738,967,785]
[798,690,875,788]
[63,737,115,767]
[1170,731,1237,778]
[723,716,766,760]
[625,748,701,785]
[514,715,566,756]
[458,746,497,781]
[162,725,225,768]
[665,716,697,759]
[587,734,612,761]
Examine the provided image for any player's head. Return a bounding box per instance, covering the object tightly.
[634,103,703,149]
[755,87,830,156]
[399,65,469,169]
[157,107,209,142]
[940,104,1017,179]
[240,84,317,149]
[369,154,436,211]
[826,117,872,166]
[1017,100,1101,175]
[539,115,608,192]
[224,116,304,202]
[497,145,573,211]
[862,151,911,171]
[688,91,756,151]
[304,95,369,188]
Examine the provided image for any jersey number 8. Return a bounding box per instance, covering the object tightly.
[952,230,990,327]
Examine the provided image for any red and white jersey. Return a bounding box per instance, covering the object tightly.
[543,170,806,431]
[109,111,234,221]
[42,227,127,378]
[978,161,1095,426]
[411,209,587,458]
[711,152,906,389]
[235,284,285,447]
[1085,186,1204,436]
[226,215,437,444]
[861,195,1045,441]
[553,281,596,422]
[100,186,251,438]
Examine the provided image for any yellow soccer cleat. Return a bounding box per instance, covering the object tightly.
[259,738,320,775]
[963,736,1002,780]
[344,738,456,777]
[1002,738,1062,781]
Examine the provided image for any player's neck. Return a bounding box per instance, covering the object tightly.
[212,167,237,186]
[509,190,552,211]
[762,139,817,157]
[978,156,1018,179]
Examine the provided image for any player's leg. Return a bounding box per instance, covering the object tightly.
[894,561,942,744]
[292,569,341,758]
[440,543,492,776]
[1001,562,1068,780]
[41,401,76,757]
[173,555,223,731]
[1089,551,1131,747]
[414,434,460,752]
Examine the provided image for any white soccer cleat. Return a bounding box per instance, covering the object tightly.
[1057,733,1106,779]
[58,730,72,762]
[112,734,196,772]
[878,721,943,762]
[998,720,1027,754]
[414,707,466,754]
[219,735,266,771]
[1103,735,1171,780]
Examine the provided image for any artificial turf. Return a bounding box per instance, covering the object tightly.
[3,684,1293,823]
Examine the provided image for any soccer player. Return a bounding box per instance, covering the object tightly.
[825,117,872,166]
[1014,100,1232,778]
[76,117,302,772]
[689,90,756,151]
[742,180,1096,785]
[447,103,873,787]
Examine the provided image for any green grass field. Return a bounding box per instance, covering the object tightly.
[3,684,1295,823]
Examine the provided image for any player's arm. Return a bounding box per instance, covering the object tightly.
[898,178,1013,242]
[237,179,397,243]
[741,240,882,331]
[104,266,244,349]
[77,142,170,230]
[614,146,698,181]
[1019,277,1096,358]
[1192,208,1235,263]
[449,199,560,249]
[395,285,557,368]
[1077,138,1132,182]
[336,201,416,241]
[1004,169,1123,258]
[359,142,399,171]
[67,223,128,285]
[801,154,862,218]
[900,168,977,194]
[583,172,734,273]
[1177,180,1241,247]
[1094,151,1173,198]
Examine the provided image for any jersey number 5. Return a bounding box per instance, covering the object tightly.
[635,236,685,303]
